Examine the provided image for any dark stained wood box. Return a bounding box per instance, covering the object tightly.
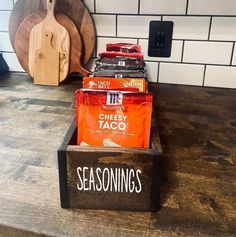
[58,117,162,211]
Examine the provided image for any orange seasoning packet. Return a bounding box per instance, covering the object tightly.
[83,77,147,92]
[76,89,153,148]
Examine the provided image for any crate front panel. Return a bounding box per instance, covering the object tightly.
[66,149,157,211]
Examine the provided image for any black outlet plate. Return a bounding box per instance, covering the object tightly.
[148,21,173,57]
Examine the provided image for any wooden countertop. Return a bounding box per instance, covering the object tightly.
[0,73,235,237]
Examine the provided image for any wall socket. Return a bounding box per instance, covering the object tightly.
[148,21,173,57]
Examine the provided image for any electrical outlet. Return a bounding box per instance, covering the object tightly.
[148,21,173,57]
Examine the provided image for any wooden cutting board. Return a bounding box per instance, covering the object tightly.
[9,0,95,66]
[15,11,89,77]
[29,0,70,84]
[34,31,60,86]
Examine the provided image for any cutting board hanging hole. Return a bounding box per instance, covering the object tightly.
[47,0,56,16]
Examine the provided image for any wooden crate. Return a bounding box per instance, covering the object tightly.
[58,117,162,211]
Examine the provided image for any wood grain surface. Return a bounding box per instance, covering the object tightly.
[58,122,161,211]
[34,31,60,86]
[66,149,157,211]
[9,0,95,66]
[29,0,70,84]
[0,73,235,236]
[15,11,90,77]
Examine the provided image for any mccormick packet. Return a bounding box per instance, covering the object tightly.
[76,89,153,148]
[83,77,147,92]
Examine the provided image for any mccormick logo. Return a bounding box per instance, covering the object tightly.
[106,93,123,105]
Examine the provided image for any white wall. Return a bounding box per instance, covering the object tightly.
[0,0,24,71]
[1,0,236,89]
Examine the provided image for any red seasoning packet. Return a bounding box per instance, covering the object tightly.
[106,43,142,53]
[75,89,153,148]
[99,52,144,60]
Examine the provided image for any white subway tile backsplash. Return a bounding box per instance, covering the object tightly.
[93,14,116,37]
[2,53,24,72]
[159,63,204,86]
[232,45,236,65]
[184,41,233,65]
[117,15,161,38]
[83,0,94,13]
[139,39,183,62]
[163,16,210,40]
[140,0,187,15]
[146,62,158,83]
[96,0,138,14]
[0,11,11,31]
[0,0,13,10]
[188,0,236,15]
[210,17,236,41]
[0,32,13,52]
[96,37,138,56]
[205,66,236,88]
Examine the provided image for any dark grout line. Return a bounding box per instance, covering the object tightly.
[0,51,15,53]
[230,42,235,65]
[202,65,207,86]
[181,41,185,62]
[186,0,189,15]
[94,0,96,13]
[157,62,160,83]
[138,0,141,14]
[90,13,236,17]
[208,17,213,40]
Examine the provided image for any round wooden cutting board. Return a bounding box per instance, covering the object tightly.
[9,0,95,66]
[15,11,89,76]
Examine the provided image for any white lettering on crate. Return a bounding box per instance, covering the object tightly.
[76,167,142,193]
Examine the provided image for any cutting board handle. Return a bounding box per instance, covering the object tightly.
[47,0,56,18]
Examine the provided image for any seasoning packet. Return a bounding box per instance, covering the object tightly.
[95,57,146,71]
[93,69,147,79]
[99,52,144,60]
[83,77,147,92]
[106,43,142,53]
[76,89,153,148]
